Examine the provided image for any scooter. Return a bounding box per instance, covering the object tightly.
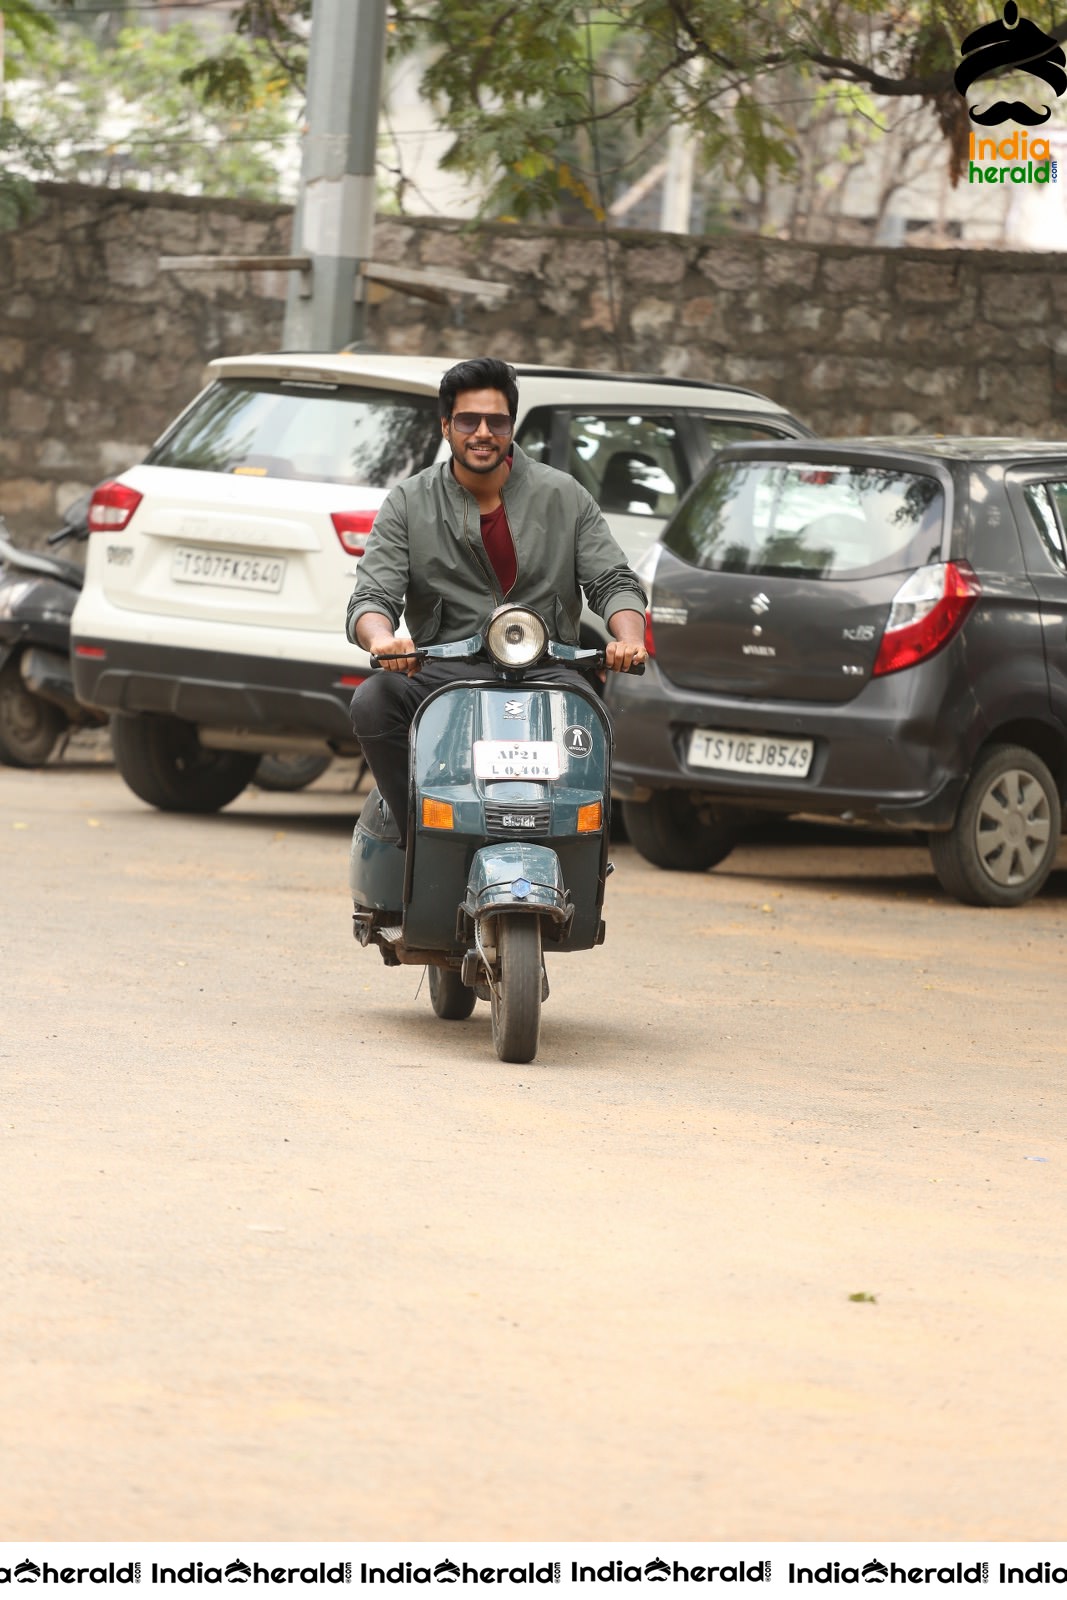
[0,496,104,768]
[349,603,643,1064]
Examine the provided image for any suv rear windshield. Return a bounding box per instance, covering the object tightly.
[665,460,944,579]
[146,379,442,488]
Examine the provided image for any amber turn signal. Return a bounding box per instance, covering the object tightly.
[421,797,455,829]
[576,801,603,833]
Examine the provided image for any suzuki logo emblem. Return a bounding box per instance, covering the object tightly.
[750,592,770,615]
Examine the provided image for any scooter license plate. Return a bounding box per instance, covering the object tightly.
[473,740,561,780]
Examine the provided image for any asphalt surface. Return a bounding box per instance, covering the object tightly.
[3,746,1067,1542]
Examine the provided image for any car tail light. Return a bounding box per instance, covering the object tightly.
[872,561,981,677]
[88,481,143,532]
[332,511,376,556]
[643,609,656,658]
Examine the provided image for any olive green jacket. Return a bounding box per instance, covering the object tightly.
[345,444,647,648]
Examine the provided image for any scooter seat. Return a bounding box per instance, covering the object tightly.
[0,537,83,588]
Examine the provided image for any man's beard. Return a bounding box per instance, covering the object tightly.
[452,439,507,474]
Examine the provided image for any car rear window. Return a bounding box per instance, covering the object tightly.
[664,460,944,579]
[146,379,442,487]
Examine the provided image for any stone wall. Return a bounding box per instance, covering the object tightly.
[3,180,1066,543]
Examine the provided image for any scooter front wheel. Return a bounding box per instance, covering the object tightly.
[428,966,476,1021]
[491,915,542,1064]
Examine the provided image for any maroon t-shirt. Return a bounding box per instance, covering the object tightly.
[480,500,517,595]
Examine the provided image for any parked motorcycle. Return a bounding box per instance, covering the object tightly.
[0,498,335,788]
[0,496,103,767]
[348,604,643,1064]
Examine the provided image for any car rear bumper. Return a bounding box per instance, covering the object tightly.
[72,636,366,751]
[606,660,972,830]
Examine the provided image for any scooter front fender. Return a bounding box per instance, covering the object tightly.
[464,843,571,929]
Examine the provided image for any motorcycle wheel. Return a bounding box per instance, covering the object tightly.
[428,966,476,1021]
[254,752,332,792]
[111,713,259,813]
[0,658,66,768]
[490,915,542,1064]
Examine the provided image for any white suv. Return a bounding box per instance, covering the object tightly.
[71,353,809,812]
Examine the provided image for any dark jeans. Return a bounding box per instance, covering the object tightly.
[349,660,586,847]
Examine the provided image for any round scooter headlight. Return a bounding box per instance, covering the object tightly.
[485,606,548,669]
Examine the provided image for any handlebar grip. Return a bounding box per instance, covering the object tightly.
[626,660,646,676]
[369,650,424,669]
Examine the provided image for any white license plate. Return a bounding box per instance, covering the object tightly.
[473,740,561,780]
[688,727,814,777]
[171,547,286,593]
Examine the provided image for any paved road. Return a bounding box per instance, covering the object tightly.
[3,752,1067,1543]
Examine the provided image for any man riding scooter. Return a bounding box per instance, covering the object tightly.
[347,357,648,847]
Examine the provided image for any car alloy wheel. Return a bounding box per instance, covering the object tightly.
[929,743,1061,907]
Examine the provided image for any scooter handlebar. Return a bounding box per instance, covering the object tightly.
[369,650,425,669]
[369,647,645,674]
[591,653,645,676]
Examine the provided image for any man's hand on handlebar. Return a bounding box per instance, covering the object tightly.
[369,632,421,675]
[603,639,648,674]
[604,608,648,674]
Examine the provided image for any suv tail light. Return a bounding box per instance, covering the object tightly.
[332,510,376,557]
[88,481,143,532]
[643,608,656,658]
[873,561,981,677]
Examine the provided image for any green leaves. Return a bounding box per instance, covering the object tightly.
[179,54,258,112]
[0,114,48,228]
[2,0,1022,228]
[0,0,58,54]
[385,0,1011,221]
[4,20,297,202]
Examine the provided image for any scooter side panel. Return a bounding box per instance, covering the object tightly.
[349,787,406,911]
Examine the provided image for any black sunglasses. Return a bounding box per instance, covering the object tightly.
[449,412,515,437]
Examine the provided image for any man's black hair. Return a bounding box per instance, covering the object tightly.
[439,358,519,422]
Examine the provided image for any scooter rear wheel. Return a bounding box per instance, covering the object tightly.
[490,915,542,1064]
[428,966,476,1021]
[0,658,65,767]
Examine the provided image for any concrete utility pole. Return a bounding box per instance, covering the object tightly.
[284,0,388,351]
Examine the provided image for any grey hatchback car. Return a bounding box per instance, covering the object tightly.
[607,438,1067,907]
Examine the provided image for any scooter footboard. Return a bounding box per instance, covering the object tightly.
[463,843,572,935]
